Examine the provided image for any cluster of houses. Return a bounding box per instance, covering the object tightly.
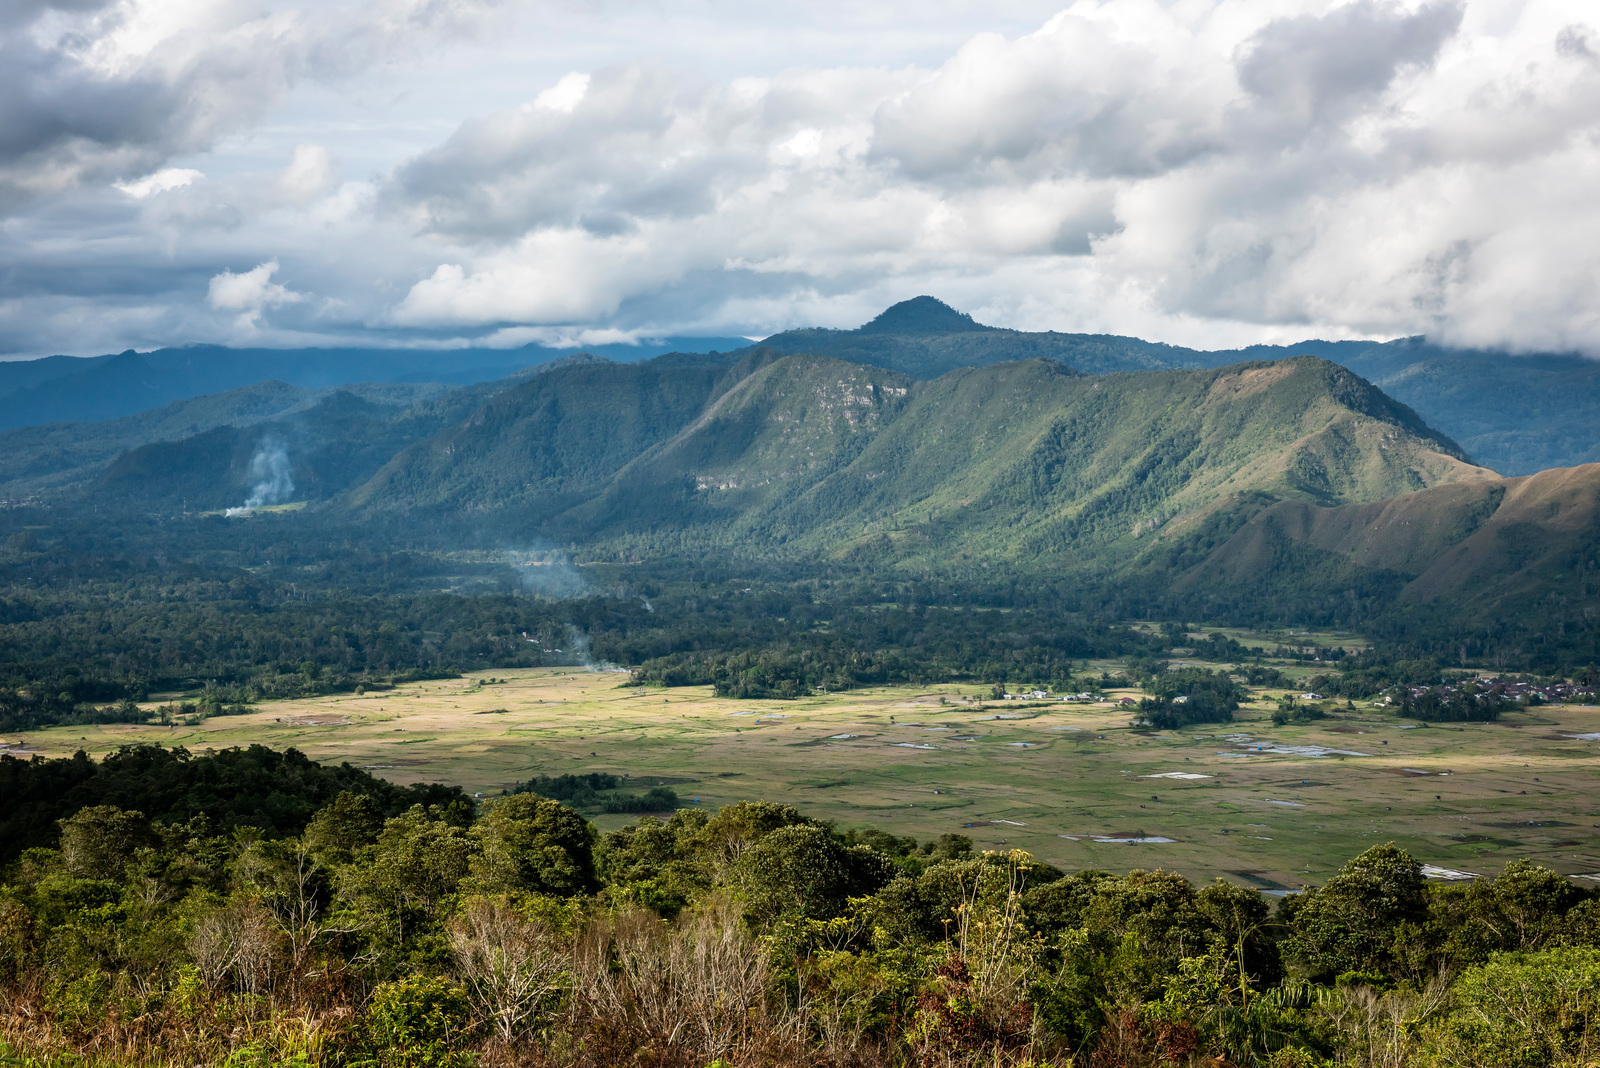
[1385,676,1598,704]
[1000,689,1108,702]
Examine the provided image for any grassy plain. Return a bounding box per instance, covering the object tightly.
[9,667,1600,889]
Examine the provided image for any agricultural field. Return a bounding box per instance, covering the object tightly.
[9,666,1600,889]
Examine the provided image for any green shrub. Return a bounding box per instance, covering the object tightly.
[363,974,473,1068]
[1420,946,1600,1068]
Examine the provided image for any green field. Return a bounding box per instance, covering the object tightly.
[14,667,1600,889]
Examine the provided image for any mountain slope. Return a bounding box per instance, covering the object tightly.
[744,296,1385,380]
[348,356,748,521]
[344,350,1491,573]
[9,297,1598,476]
[1338,342,1600,476]
[0,337,751,432]
[594,356,1490,565]
[1175,462,1600,623]
[0,380,452,501]
[92,388,479,511]
[557,355,917,538]
[741,299,1600,475]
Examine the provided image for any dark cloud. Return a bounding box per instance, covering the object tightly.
[0,0,114,31]
[1556,24,1595,60]
[1236,1,1464,139]
[0,0,506,212]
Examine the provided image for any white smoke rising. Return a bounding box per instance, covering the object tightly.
[563,624,625,673]
[501,545,592,599]
[225,439,294,516]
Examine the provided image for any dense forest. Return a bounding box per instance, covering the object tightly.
[2,506,1596,742]
[0,743,1593,1067]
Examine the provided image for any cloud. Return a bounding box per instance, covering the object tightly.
[114,167,203,198]
[208,259,304,327]
[277,144,334,201]
[377,0,1600,355]
[0,0,505,212]
[1233,1,1464,140]
[6,0,1600,359]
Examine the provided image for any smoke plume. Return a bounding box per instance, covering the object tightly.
[564,625,624,673]
[225,439,293,516]
[502,546,592,599]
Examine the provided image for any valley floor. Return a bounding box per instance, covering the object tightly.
[17,668,1600,886]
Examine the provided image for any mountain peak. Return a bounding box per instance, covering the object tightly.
[857,296,990,335]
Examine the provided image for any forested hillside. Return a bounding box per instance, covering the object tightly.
[0,744,1596,1068]
[1340,342,1600,475]
[8,298,1600,478]
[349,354,1489,571]
[3,301,1597,670]
[1170,460,1600,657]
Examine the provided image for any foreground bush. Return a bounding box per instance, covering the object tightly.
[0,748,1597,1066]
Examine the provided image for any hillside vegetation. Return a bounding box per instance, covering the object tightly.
[2,744,1599,1068]
[4,299,1596,662]
[1341,342,1600,475]
[1178,461,1600,635]
[350,354,1490,575]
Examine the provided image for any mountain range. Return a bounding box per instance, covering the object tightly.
[0,337,749,434]
[2,298,1596,633]
[5,297,1597,476]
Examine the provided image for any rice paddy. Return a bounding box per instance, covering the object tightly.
[14,666,1600,888]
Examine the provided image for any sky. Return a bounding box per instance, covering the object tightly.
[2,0,1598,359]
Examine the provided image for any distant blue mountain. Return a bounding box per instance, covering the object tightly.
[0,337,750,432]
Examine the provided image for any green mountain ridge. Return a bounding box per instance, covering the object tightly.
[340,352,1491,580]
[346,357,747,519]
[0,337,750,432]
[1337,343,1600,476]
[11,321,1593,652]
[735,299,1600,476]
[88,382,518,511]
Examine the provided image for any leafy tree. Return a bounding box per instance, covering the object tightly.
[1282,843,1426,982]
[303,790,386,867]
[1421,947,1600,1067]
[468,794,598,898]
[363,974,473,1068]
[0,744,467,862]
[735,824,893,925]
[1431,860,1591,965]
[690,800,812,876]
[56,805,157,880]
[598,810,711,917]
[344,805,477,955]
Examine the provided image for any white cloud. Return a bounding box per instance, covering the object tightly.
[0,0,507,210]
[207,259,305,328]
[533,72,590,114]
[6,0,1600,358]
[114,167,204,198]
[482,324,643,349]
[376,0,1600,355]
[277,144,334,201]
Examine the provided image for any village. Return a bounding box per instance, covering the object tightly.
[1390,675,1600,705]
